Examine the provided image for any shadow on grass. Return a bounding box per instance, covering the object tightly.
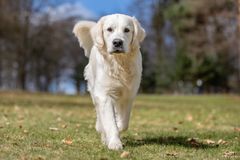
[124,136,219,149]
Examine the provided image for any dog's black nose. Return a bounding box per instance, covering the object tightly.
[113,39,123,48]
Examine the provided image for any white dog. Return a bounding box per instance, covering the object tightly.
[73,14,145,150]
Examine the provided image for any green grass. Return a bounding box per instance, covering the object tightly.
[0,92,239,160]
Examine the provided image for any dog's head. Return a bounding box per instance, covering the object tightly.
[91,14,145,54]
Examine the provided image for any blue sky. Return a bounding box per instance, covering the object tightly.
[79,0,132,16]
[38,0,134,23]
[55,0,133,19]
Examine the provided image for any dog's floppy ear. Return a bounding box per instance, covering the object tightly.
[132,17,146,49]
[91,16,106,48]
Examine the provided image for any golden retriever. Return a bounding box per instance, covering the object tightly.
[73,14,145,150]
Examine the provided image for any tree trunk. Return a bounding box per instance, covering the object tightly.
[75,80,81,95]
[0,58,2,88]
[17,1,32,91]
[18,63,27,90]
[238,0,240,91]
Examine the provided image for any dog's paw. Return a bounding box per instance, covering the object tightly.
[117,123,128,132]
[108,138,123,150]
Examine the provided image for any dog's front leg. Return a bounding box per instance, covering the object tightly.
[116,102,132,132]
[98,96,123,150]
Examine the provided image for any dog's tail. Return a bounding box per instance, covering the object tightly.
[73,21,96,58]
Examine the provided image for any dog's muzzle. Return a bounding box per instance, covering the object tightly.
[111,39,125,54]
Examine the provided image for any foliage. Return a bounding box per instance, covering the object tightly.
[175,47,193,81]
[132,0,239,93]
[167,0,238,92]
[193,53,235,92]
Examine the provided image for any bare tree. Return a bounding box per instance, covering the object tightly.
[0,0,85,92]
[238,0,240,89]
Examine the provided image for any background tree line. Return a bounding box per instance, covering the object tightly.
[132,0,240,93]
[0,0,87,94]
[0,0,239,94]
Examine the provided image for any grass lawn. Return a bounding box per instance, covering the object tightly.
[0,92,239,160]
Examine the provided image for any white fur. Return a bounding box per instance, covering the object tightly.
[73,21,96,57]
[73,14,145,150]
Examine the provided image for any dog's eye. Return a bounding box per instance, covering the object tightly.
[124,28,130,33]
[107,27,113,32]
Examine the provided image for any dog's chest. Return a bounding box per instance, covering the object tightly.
[102,57,141,98]
[108,57,138,84]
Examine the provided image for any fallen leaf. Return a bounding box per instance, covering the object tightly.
[23,129,28,134]
[186,114,193,122]
[14,105,20,111]
[61,124,67,129]
[196,122,203,128]
[172,127,178,131]
[56,117,62,122]
[43,143,51,148]
[37,156,45,160]
[187,138,198,142]
[218,139,227,145]
[223,151,236,158]
[18,115,24,120]
[49,127,59,131]
[20,155,28,160]
[133,133,138,136]
[234,127,240,132]
[178,121,184,124]
[187,138,200,147]
[205,139,215,145]
[62,138,73,145]
[120,151,130,158]
[66,111,73,117]
[166,152,178,157]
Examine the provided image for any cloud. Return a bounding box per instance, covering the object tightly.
[46,2,96,21]
[32,2,96,24]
